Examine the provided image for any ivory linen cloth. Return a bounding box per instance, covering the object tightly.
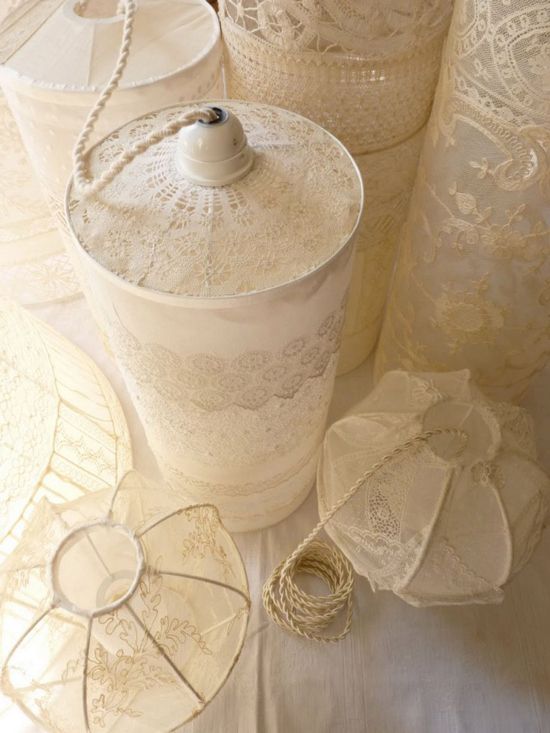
[3,295,550,733]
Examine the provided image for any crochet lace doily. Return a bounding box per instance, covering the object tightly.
[68,101,363,297]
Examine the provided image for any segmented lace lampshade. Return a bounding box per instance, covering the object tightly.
[0,0,223,273]
[219,0,452,371]
[66,100,363,531]
[374,0,550,401]
[0,299,131,559]
[318,370,549,606]
[0,470,250,732]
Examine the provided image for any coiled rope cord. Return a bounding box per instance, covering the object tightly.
[263,427,467,642]
[72,0,217,196]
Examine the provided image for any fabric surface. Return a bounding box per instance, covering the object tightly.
[3,295,550,733]
[375,0,550,402]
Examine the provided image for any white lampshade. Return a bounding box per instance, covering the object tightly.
[0,470,250,732]
[0,0,223,290]
[0,299,131,559]
[318,370,550,606]
[218,0,452,371]
[66,100,363,531]
[374,0,550,400]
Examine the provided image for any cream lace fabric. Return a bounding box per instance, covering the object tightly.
[0,299,131,560]
[339,128,425,373]
[318,370,550,607]
[67,101,362,532]
[0,0,222,285]
[375,0,550,401]
[219,0,452,371]
[0,471,250,732]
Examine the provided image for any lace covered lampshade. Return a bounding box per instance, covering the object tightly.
[0,299,131,559]
[219,0,452,371]
[0,0,222,249]
[0,470,250,732]
[375,0,550,400]
[318,370,549,606]
[66,100,363,531]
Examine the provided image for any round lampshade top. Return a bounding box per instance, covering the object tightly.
[0,0,220,91]
[68,100,363,298]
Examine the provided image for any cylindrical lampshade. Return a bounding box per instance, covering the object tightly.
[339,127,425,372]
[66,101,363,531]
[0,0,223,276]
[0,298,131,559]
[318,370,550,606]
[0,91,78,305]
[219,0,452,371]
[0,470,250,732]
[374,0,550,401]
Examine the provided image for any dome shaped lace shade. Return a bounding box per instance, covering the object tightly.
[69,101,362,297]
[0,471,250,732]
[0,0,223,238]
[374,0,550,400]
[0,299,131,559]
[318,370,550,606]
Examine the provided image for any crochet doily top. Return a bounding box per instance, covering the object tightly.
[68,101,363,298]
[0,0,220,91]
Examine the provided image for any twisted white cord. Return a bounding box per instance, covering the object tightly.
[263,428,467,642]
[72,0,217,195]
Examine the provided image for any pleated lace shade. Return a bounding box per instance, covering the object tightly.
[66,100,363,531]
[219,0,452,371]
[0,299,131,559]
[0,0,223,289]
[0,470,250,732]
[375,0,550,401]
[318,370,550,606]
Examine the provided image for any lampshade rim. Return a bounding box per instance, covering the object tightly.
[65,101,364,305]
[0,0,221,95]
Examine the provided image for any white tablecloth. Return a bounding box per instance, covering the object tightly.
[4,295,550,733]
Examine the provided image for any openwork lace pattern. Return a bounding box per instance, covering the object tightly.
[69,102,362,297]
[220,4,450,154]
[318,370,550,607]
[0,300,131,559]
[0,473,250,732]
[375,0,550,401]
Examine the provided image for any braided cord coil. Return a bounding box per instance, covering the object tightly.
[263,428,465,642]
[72,0,216,195]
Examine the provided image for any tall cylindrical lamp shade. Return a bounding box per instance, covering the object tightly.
[66,101,363,531]
[0,299,131,559]
[0,0,223,287]
[375,0,550,401]
[219,0,452,371]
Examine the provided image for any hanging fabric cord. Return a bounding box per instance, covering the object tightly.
[263,427,467,642]
[72,0,216,195]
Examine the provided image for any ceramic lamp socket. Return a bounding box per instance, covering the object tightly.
[176,106,254,186]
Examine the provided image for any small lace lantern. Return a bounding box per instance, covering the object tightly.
[0,299,131,559]
[0,470,250,732]
[318,370,549,606]
[66,100,363,532]
[219,0,452,372]
[0,0,222,268]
